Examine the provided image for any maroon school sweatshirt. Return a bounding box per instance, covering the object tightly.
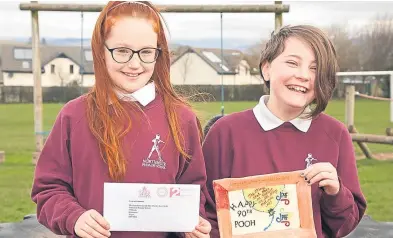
[31,94,207,238]
[203,108,367,238]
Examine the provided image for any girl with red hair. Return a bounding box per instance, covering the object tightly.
[31,1,210,238]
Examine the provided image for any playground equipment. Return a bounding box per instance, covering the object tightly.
[19,1,289,164]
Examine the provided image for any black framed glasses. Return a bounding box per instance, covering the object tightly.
[105,44,161,64]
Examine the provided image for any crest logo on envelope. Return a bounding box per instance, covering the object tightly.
[138,186,151,198]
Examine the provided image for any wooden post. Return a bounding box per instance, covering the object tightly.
[345,85,355,128]
[351,134,393,144]
[31,5,44,163]
[349,126,373,159]
[390,73,393,123]
[20,3,290,13]
[0,85,3,103]
[345,86,374,159]
[275,1,283,31]
[0,151,5,164]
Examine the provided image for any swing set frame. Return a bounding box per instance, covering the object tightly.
[19,1,290,163]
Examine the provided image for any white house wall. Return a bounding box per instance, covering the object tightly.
[171,52,263,85]
[3,54,263,87]
[42,58,81,86]
[80,74,95,87]
[171,52,218,85]
[3,57,96,87]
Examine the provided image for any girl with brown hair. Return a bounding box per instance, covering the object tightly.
[203,25,367,238]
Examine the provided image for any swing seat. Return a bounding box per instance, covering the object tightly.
[203,114,225,139]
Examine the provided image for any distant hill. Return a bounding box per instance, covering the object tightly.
[5,37,257,51]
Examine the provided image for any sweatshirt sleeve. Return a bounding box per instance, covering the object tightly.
[320,125,367,237]
[176,116,208,218]
[31,107,86,236]
[202,120,233,238]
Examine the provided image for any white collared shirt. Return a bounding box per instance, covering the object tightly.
[252,95,312,132]
[115,82,156,106]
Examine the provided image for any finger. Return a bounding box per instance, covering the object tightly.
[185,232,198,238]
[319,179,339,188]
[192,229,208,238]
[81,223,104,238]
[86,216,111,237]
[90,210,111,230]
[303,163,333,181]
[196,224,210,234]
[301,162,327,176]
[197,218,211,234]
[308,171,336,185]
[302,164,322,178]
[76,229,94,238]
[301,165,314,177]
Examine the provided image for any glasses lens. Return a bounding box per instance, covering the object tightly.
[139,48,159,63]
[113,48,132,63]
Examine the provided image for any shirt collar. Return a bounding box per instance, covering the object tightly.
[115,82,156,106]
[252,95,312,132]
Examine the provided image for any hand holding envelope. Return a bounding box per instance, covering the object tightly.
[185,216,211,238]
[74,209,111,238]
[103,183,203,233]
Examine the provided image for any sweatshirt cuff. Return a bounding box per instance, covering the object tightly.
[210,228,220,238]
[65,204,87,235]
[321,177,354,212]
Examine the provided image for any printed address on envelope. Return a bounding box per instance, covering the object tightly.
[103,183,200,232]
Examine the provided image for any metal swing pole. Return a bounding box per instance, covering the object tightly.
[80,11,84,94]
[220,12,224,116]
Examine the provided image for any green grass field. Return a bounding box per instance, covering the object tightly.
[0,99,392,222]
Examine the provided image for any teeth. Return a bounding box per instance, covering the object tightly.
[287,85,307,93]
[123,72,139,77]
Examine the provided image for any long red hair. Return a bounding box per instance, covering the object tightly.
[87,1,202,182]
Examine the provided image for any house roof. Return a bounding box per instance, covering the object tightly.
[0,43,94,74]
[171,46,246,75]
[0,42,262,76]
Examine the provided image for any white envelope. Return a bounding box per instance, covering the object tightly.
[103,183,200,232]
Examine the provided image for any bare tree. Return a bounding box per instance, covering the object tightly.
[180,53,192,83]
[243,39,267,66]
[325,24,362,71]
[357,14,393,71]
[55,66,66,87]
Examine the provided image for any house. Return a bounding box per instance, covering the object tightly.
[170,46,262,85]
[0,42,95,87]
[0,42,263,87]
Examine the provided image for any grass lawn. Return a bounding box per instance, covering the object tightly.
[0,99,392,222]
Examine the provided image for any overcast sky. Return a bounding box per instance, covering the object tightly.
[1,0,393,43]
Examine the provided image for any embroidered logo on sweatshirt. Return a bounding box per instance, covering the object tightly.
[305,153,317,168]
[142,134,166,169]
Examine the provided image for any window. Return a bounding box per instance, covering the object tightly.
[70,65,74,74]
[51,64,55,74]
[14,48,32,60]
[220,64,229,72]
[202,51,221,63]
